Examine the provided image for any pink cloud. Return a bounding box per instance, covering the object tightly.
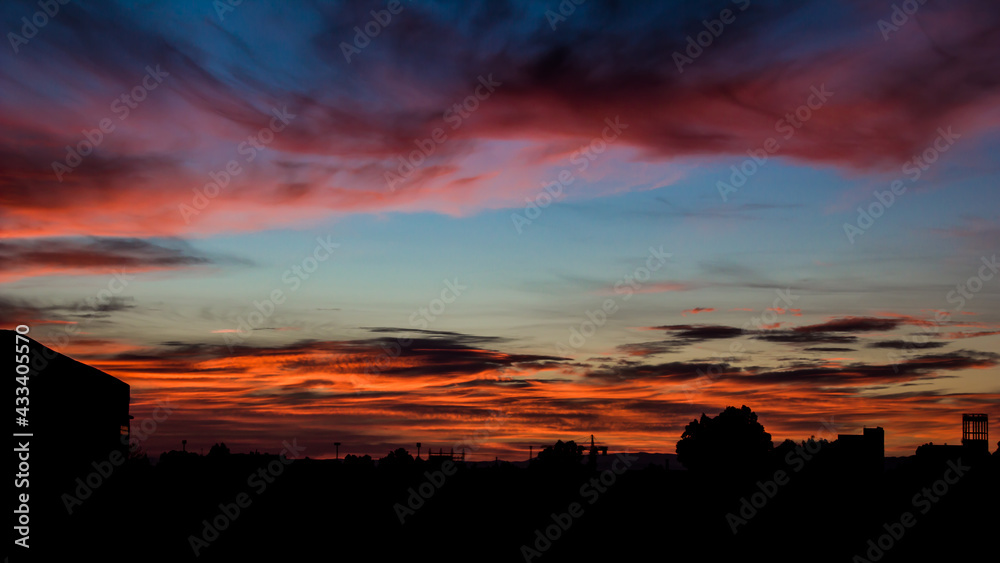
[682,307,715,316]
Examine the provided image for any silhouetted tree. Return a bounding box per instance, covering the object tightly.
[676,405,772,474]
[127,441,150,467]
[208,442,231,457]
[379,447,414,467]
[534,439,583,470]
[344,453,374,468]
[914,442,935,457]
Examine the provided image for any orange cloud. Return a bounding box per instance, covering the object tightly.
[682,307,715,316]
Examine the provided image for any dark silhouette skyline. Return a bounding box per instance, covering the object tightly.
[8,329,999,562]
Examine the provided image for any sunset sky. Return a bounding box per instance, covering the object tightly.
[2,0,999,460]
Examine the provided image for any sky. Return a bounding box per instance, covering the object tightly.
[2,0,999,460]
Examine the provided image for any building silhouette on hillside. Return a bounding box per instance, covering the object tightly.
[833,426,885,474]
[5,329,132,467]
[962,413,989,453]
[916,413,990,463]
[5,329,131,552]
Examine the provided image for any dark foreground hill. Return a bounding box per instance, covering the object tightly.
[29,447,999,562]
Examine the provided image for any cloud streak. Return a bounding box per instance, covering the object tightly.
[2,0,999,238]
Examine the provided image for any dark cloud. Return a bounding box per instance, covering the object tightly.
[363,327,506,343]
[868,340,949,350]
[0,293,136,323]
[655,324,744,340]
[753,332,858,344]
[365,336,564,378]
[742,350,999,386]
[104,332,567,380]
[0,296,45,321]
[70,296,137,319]
[751,316,910,345]
[0,237,233,280]
[587,360,742,382]
[793,317,904,333]
[586,346,999,388]
[616,341,684,357]
[620,324,745,356]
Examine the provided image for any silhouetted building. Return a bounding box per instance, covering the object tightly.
[427,446,465,462]
[577,434,609,467]
[6,329,131,554]
[6,329,131,466]
[962,413,989,455]
[834,426,884,474]
[916,413,991,463]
